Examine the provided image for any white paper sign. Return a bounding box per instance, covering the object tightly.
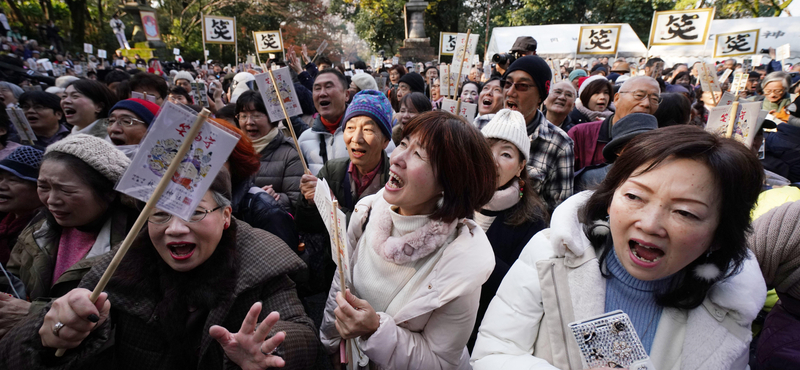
[116,102,240,221]
[705,105,736,137]
[713,29,759,58]
[173,48,180,55]
[253,67,303,122]
[439,32,458,56]
[732,102,764,148]
[83,43,93,54]
[649,9,715,46]
[718,69,732,84]
[776,43,791,61]
[441,98,477,122]
[314,178,350,285]
[203,15,236,45]
[699,63,722,94]
[131,91,158,103]
[97,49,107,59]
[315,40,329,57]
[254,31,283,53]
[577,25,622,55]
[392,56,399,65]
[439,64,451,97]
[6,108,37,144]
[717,92,736,107]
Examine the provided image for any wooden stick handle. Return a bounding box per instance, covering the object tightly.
[725,100,739,139]
[267,68,311,175]
[331,200,350,365]
[452,30,472,101]
[55,109,211,357]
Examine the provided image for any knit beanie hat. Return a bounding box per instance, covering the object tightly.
[399,72,425,93]
[603,113,657,163]
[578,75,608,98]
[568,69,587,82]
[0,146,44,182]
[343,90,393,139]
[481,109,530,162]
[750,201,800,300]
[503,56,552,100]
[173,71,194,85]
[45,134,131,182]
[109,98,160,126]
[351,73,378,91]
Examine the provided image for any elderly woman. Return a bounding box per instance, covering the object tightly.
[0,135,137,339]
[569,75,614,125]
[468,109,547,350]
[758,72,791,114]
[61,80,118,138]
[472,125,767,370]
[0,169,321,369]
[0,81,24,108]
[235,90,303,211]
[320,111,497,369]
[0,146,44,267]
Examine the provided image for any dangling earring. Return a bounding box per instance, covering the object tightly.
[694,249,721,281]
[518,179,525,199]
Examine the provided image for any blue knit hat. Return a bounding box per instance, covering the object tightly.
[0,146,44,182]
[343,90,393,139]
[568,69,588,82]
[109,98,160,127]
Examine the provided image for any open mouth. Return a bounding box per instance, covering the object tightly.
[246,129,260,138]
[0,194,10,203]
[481,97,493,108]
[167,242,196,260]
[25,114,38,124]
[110,137,126,146]
[351,147,366,159]
[386,170,405,190]
[63,107,76,118]
[506,101,518,110]
[595,103,606,110]
[629,240,664,264]
[318,100,331,108]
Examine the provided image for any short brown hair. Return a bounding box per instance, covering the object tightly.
[402,111,496,223]
[582,125,763,309]
[579,78,613,107]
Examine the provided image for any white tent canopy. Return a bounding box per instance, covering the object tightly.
[647,17,799,65]
[486,24,648,61]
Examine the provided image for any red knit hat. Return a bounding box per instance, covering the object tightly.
[109,98,160,126]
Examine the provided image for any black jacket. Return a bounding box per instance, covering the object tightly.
[231,179,298,251]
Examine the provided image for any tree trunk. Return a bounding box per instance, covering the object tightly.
[43,0,54,21]
[3,0,27,27]
[64,0,88,47]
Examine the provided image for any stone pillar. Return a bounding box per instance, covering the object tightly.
[399,0,435,63]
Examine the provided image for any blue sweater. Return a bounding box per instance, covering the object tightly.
[604,250,673,353]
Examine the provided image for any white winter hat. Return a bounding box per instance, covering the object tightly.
[481,109,530,162]
[229,72,255,103]
[45,134,131,182]
[173,71,195,85]
[351,73,378,91]
[578,75,608,98]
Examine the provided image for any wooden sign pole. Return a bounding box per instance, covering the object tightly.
[331,200,351,368]
[266,68,311,175]
[452,30,472,101]
[55,109,211,357]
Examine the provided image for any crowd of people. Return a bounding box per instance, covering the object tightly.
[0,28,799,370]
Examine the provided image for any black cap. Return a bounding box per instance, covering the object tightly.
[603,113,658,163]
[510,37,537,53]
[399,72,425,93]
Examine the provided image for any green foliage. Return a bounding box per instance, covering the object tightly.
[330,0,405,54]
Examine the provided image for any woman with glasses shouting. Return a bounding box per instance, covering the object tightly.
[235,91,304,211]
[0,168,323,369]
[106,98,161,158]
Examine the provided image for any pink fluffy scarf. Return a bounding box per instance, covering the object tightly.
[368,196,458,265]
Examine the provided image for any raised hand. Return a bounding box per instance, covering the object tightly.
[209,302,286,370]
[299,174,318,203]
[39,289,110,349]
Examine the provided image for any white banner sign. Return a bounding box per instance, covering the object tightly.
[203,15,236,45]
[649,8,715,46]
[116,102,240,221]
[439,32,458,56]
[776,43,791,61]
[314,178,350,285]
[97,49,107,59]
[254,30,283,53]
[253,67,303,122]
[83,44,93,54]
[713,29,759,58]
[577,25,621,55]
[441,98,477,123]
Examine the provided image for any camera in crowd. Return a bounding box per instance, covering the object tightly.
[492,53,516,66]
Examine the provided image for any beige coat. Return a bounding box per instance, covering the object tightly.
[471,191,767,370]
[320,192,495,370]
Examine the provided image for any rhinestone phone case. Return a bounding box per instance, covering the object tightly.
[568,310,653,370]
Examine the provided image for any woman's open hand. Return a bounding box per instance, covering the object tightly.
[333,289,380,340]
[210,302,286,370]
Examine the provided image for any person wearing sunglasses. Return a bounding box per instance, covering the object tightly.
[107,98,160,158]
[0,168,322,369]
[568,76,660,172]
[500,55,574,212]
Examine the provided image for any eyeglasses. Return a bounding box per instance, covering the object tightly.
[500,80,535,92]
[619,90,662,104]
[550,89,575,100]
[764,89,785,95]
[108,116,146,127]
[235,112,267,122]
[148,205,223,224]
[19,104,51,112]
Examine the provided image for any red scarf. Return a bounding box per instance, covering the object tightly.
[320,115,343,134]
[0,213,33,265]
